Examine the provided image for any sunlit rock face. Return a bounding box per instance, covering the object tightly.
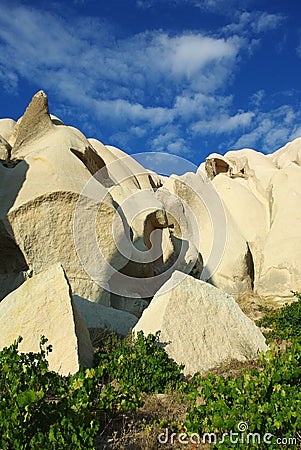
[0,90,300,373]
[0,265,94,376]
[199,143,301,305]
[134,271,268,376]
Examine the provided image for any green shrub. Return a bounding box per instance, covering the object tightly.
[0,331,182,448]
[184,342,301,448]
[257,291,301,341]
[181,298,301,448]
[2,297,300,449]
[95,331,184,393]
[0,336,141,449]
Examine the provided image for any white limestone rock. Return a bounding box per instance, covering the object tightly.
[0,265,93,375]
[2,90,301,310]
[202,143,301,304]
[257,163,301,303]
[0,135,11,161]
[73,295,138,337]
[0,92,129,303]
[0,118,16,142]
[134,271,268,376]
[269,136,301,169]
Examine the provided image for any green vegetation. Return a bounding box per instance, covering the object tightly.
[182,295,301,448]
[0,332,182,449]
[0,298,300,449]
[257,291,301,341]
[0,335,144,449]
[184,342,301,448]
[95,331,184,394]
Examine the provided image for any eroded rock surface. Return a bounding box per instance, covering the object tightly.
[134,271,268,376]
[0,265,93,375]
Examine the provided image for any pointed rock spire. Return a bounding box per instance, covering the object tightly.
[12,90,53,156]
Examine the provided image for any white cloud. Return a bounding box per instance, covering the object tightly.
[152,130,180,150]
[231,105,301,153]
[0,65,18,93]
[191,111,255,134]
[174,92,228,122]
[0,1,296,161]
[136,0,253,14]
[130,126,147,138]
[166,138,189,154]
[249,89,265,108]
[290,126,301,141]
[193,0,252,12]
[255,12,284,33]
[161,34,238,78]
[172,92,254,137]
[150,130,191,154]
[136,0,153,8]
[0,3,244,127]
[223,11,285,36]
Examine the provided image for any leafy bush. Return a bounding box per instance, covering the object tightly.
[184,341,301,448]
[2,298,300,449]
[95,331,184,393]
[0,336,141,449]
[182,298,301,448]
[0,331,183,449]
[257,291,301,341]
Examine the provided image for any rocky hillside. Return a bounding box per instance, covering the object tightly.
[1,91,300,375]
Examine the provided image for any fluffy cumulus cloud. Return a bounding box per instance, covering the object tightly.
[0,0,298,161]
[0,4,240,103]
[191,110,255,134]
[0,2,246,152]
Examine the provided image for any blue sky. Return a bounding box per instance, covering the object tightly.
[1,0,301,169]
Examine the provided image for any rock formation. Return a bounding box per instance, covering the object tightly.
[1,90,300,374]
[198,145,301,304]
[133,271,268,376]
[0,265,93,375]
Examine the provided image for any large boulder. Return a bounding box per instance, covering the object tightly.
[133,271,268,376]
[73,295,138,337]
[0,265,93,375]
[5,190,126,304]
